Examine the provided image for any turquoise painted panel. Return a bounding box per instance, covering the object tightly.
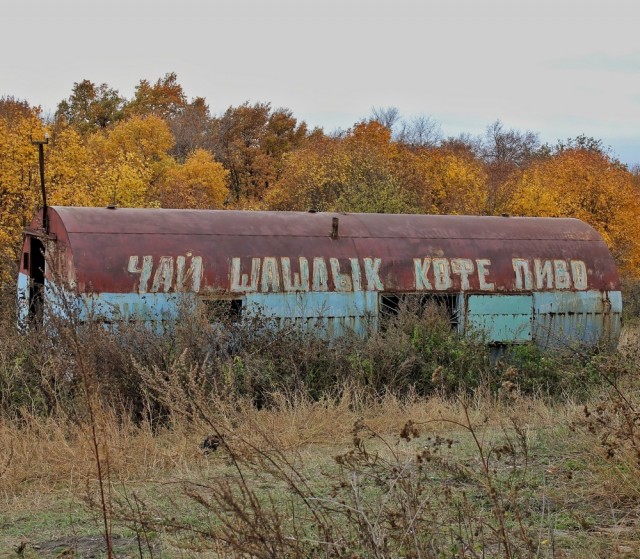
[533,290,622,348]
[245,291,378,336]
[17,272,29,325]
[245,291,377,318]
[79,292,192,322]
[467,294,533,342]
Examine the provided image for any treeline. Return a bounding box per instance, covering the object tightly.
[1,72,639,283]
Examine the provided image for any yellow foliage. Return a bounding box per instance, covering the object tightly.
[47,125,93,207]
[266,123,414,213]
[86,116,175,207]
[153,149,229,209]
[0,111,45,281]
[509,150,640,276]
[88,115,173,165]
[91,152,154,208]
[398,150,488,215]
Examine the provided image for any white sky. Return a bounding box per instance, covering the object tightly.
[2,0,639,166]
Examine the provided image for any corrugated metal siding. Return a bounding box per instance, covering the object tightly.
[466,294,533,343]
[244,291,378,337]
[533,290,622,348]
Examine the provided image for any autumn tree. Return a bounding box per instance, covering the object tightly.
[86,115,174,207]
[0,96,35,124]
[554,134,609,155]
[151,148,229,209]
[440,133,480,159]
[478,120,541,213]
[125,72,186,120]
[169,97,213,161]
[211,102,309,202]
[55,80,125,133]
[47,124,93,207]
[508,147,640,275]
[267,121,416,213]
[0,104,46,280]
[396,148,488,215]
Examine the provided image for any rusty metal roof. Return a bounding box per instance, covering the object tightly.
[49,206,602,241]
[23,207,620,295]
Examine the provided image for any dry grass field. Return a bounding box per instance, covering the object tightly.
[2,381,640,557]
[1,299,639,558]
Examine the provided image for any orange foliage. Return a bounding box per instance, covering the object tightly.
[509,149,640,275]
[397,149,488,215]
[267,122,415,213]
[2,78,640,283]
[125,72,186,119]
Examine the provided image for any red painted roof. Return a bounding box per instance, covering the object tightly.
[23,207,619,294]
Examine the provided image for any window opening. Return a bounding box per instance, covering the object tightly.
[201,298,243,323]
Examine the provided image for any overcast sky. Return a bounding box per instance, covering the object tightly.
[2,0,639,166]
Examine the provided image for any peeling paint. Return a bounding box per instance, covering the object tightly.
[17,207,623,349]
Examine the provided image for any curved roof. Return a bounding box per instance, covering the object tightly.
[50,206,601,240]
[24,207,619,294]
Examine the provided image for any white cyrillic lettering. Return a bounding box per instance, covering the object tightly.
[554,260,571,289]
[330,258,353,292]
[261,257,280,292]
[176,255,203,293]
[534,259,553,289]
[476,259,494,291]
[151,256,174,293]
[451,258,474,290]
[413,258,433,290]
[364,257,384,291]
[128,255,153,293]
[230,257,260,292]
[312,257,329,291]
[571,260,588,290]
[350,258,362,291]
[513,258,533,290]
[281,257,310,292]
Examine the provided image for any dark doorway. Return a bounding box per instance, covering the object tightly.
[28,237,45,325]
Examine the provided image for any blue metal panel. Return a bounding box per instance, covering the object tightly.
[466,294,533,343]
[78,292,192,323]
[533,290,622,348]
[245,291,378,336]
[17,273,29,326]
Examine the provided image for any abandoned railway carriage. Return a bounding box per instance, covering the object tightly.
[18,207,622,348]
